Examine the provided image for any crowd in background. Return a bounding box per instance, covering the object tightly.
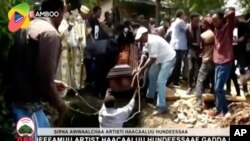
[4,0,250,131]
[59,3,250,118]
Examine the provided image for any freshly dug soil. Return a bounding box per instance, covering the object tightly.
[220,102,250,127]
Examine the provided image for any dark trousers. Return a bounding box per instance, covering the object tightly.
[94,54,109,96]
[196,63,214,107]
[182,53,188,81]
[167,50,186,85]
[226,62,240,95]
[214,62,232,114]
[188,55,202,88]
[94,53,117,96]
[236,52,248,92]
[84,58,94,84]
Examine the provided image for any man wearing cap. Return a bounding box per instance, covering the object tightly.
[78,5,97,88]
[68,5,90,89]
[135,27,176,115]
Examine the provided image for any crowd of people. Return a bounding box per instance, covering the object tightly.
[3,0,250,134]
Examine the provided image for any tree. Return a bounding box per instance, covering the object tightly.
[155,0,161,26]
[66,0,99,11]
[238,0,250,14]
[165,0,227,14]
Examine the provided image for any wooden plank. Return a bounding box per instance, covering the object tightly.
[202,93,246,102]
[165,87,247,102]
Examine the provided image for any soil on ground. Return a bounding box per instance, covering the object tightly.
[59,82,250,128]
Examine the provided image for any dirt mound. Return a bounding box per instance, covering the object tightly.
[220,102,250,127]
[169,98,215,128]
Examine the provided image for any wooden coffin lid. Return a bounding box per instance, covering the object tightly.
[107,64,133,78]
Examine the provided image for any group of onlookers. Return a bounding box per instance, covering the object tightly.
[132,8,250,118]
[3,0,250,132]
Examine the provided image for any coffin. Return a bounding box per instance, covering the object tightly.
[107,44,139,92]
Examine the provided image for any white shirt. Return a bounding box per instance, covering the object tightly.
[146,34,176,64]
[72,17,87,48]
[58,18,68,34]
[98,99,135,128]
[170,18,188,50]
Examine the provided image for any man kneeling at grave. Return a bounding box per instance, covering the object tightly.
[98,89,137,128]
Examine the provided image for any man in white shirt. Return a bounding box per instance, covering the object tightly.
[98,89,136,128]
[135,27,176,115]
[168,9,188,86]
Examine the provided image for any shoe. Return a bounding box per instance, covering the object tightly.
[215,113,225,119]
[205,109,220,117]
[152,108,167,115]
[186,87,193,95]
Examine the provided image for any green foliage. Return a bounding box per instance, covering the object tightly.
[18,124,33,135]
[0,1,32,141]
[0,0,32,62]
[0,95,15,141]
[66,0,99,11]
[238,0,250,14]
[82,0,99,10]
[166,0,226,14]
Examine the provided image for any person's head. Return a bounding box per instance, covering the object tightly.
[212,10,225,28]
[228,7,236,12]
[175,9,185,19]
[149,18,155,25]
[131,12,138,20]
[33,2,41,13]
[201,17,212,30]
[139,15,145,21]
[124,19,131,27]
[163,17,170,29]
[79,5,90,19]
[104,95,116,108]
[41,0,65,29]
[104,11,111,20]
[93,6,101,19]
[190,13,200,28]
[135,26,149,43]
[123,20,131,33]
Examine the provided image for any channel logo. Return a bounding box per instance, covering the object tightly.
[8,2,33,32]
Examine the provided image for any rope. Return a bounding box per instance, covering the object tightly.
[66,85,99,115]
[64,70,145,122]
[110,71,145,123]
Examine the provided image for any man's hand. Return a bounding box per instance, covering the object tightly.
[237,37,245,43]
[54,80,68,92]
[240,74,249,85]
[105,88,112,97]
[87,28,92,37]
[54,102,68,127]
[132,68,139,75]
[53,81,68,127]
